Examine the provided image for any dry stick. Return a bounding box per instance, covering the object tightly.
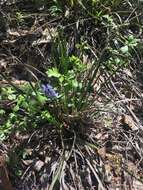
[86,159,106,190]
[0,154,13,190]
[110,79,143,131]
[76,144,105,190]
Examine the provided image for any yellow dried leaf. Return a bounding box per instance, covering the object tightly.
[121,115,138,131]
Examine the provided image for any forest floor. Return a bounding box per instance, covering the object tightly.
[0,1,143,190]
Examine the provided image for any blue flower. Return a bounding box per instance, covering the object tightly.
[41,84,58,98]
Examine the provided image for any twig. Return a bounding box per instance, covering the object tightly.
[86,159,106,190]
[110,79,143,131]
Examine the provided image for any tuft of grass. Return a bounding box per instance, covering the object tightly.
[0,0,142,188]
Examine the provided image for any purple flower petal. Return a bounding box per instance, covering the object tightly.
[41,84,58,98]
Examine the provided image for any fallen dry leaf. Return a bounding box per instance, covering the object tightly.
[120,114,138,131]
[98,147,106,159]
[104,164,112,183]
[123,68,133,78]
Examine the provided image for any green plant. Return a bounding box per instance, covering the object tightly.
[0,28,139,139]
[0,33,98,138]
[15,12,24,25]
[49,0,63,16]
[0,84,45,140]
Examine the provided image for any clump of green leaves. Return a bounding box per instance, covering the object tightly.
[0,84,46,140]
[15,12,24,25]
